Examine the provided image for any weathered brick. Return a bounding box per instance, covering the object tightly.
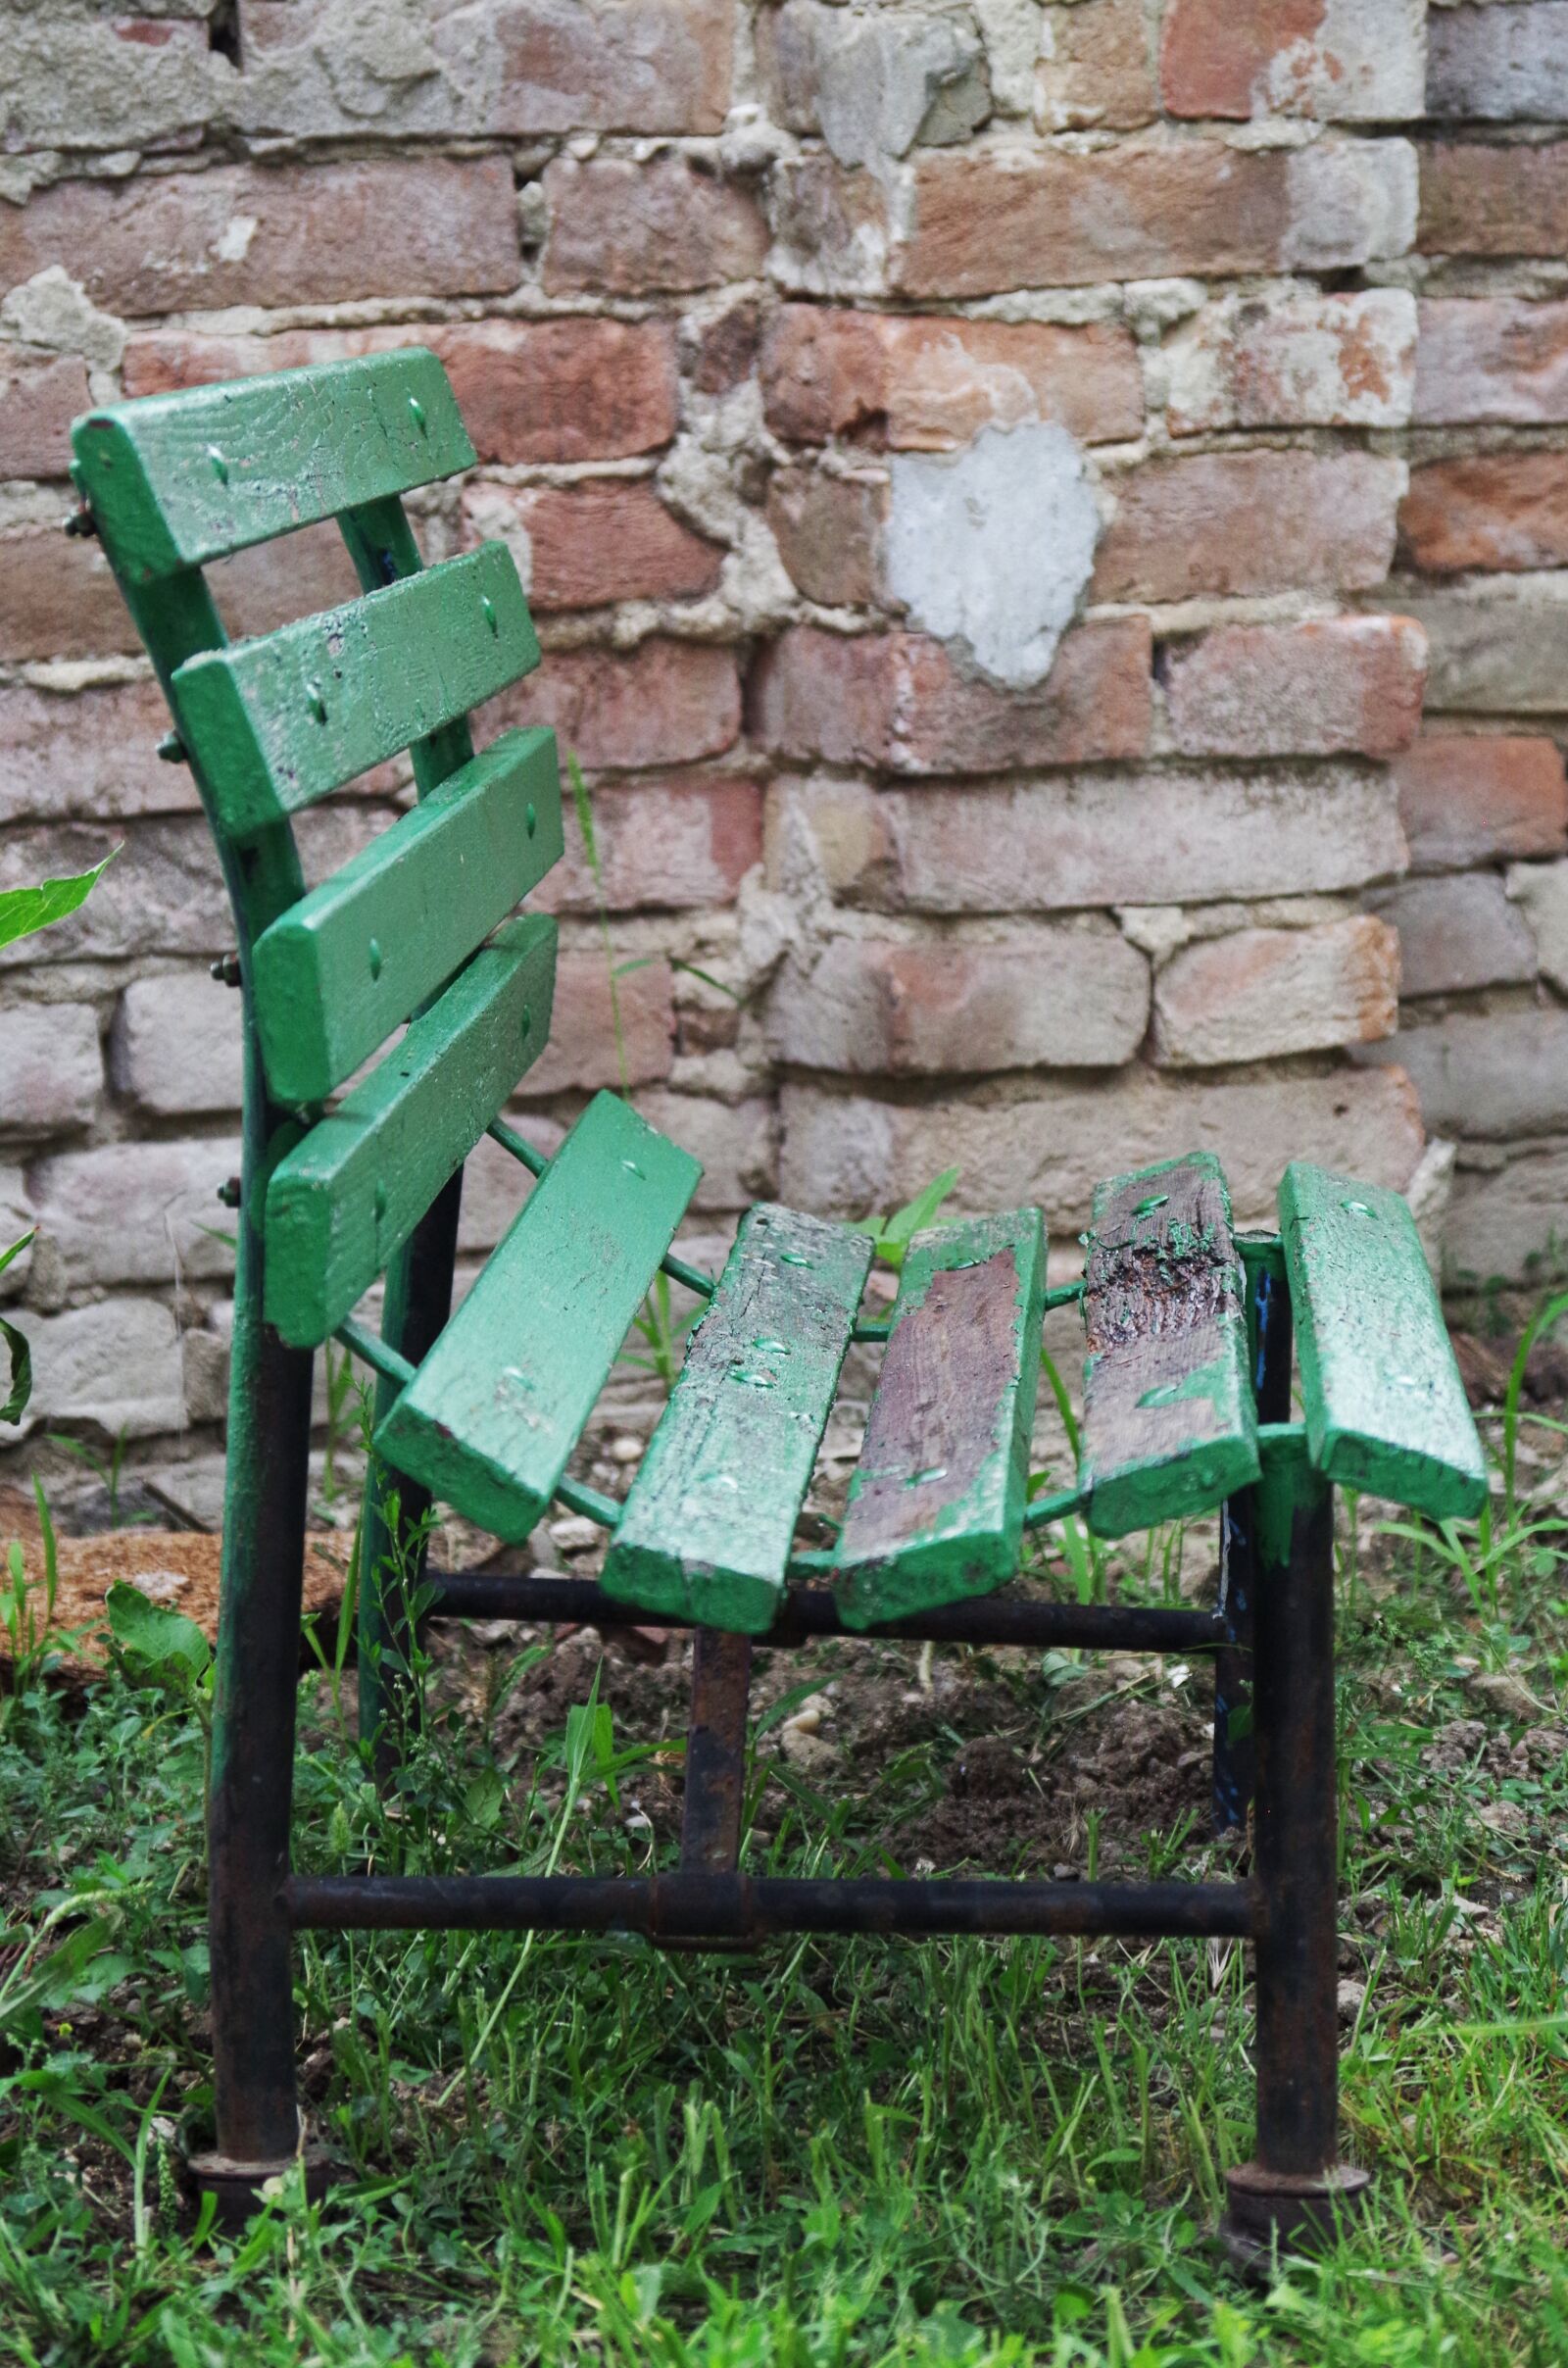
[1360,1009,1568,1139]
[542,155,766,295]
[1446,1143,1568,1286]
[1370,875,1537,998]
[1159,0,1426,122]
[111,972,244,1115]
[0,1004,101,1135]
[1154,917,1399,1067]
[779,1065,1424,1228]
[1414,298,1568,426]
[766,467,887,606]
[634,1091,777,1210]
[0,158,519,314]
[760,305,1144,450]
[1400,453,1568,576]
[1395,735,1568,871]
[0,13,217,156]
[1095,452,1402,602]
[890,134,1415,296]
[520,955,673,1095]
[1420,141,1568,258]
[0,1166,30,1300]
[749,620,1152,773]
[773,766,1407,912]
[30,1137,242,1289]
[1037,0,1158,131]
[461,481,723,611]
[1165,617,1427,760]
[1428,3,1568,123]
[20,1298,185,1440]
[768,153,895,299]
[760,0,990,163]
[1394,586,1568,714]
[487,0,733,130]
[0,351,89,478]
[770,927,1151,1073]
[483,640,742,770]
[124,319,680,464]
[534,776,763,913]
[1166,289,1417,435]
[1508,857,1568,993]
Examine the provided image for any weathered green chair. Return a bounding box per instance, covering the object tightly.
[72,349,1487,2260]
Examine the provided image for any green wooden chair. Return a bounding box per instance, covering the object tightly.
[71,349,1487,2261]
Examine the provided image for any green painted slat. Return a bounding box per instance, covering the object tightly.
[264,914,558,1349]
[1079,1154,1259,1539]
[170,542,539,842]
[602,1206,873,1633]
[70,350,473,582]
[253,727,562,1103]
[374,1094,702,1542]
[1279,1163,1487,1519]
[835,1209,1047,1629]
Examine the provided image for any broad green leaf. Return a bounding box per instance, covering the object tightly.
[0,850,119,954]
[104,1579,211,1679]
[0,1312,31,1426]
[867,1167,960,1269]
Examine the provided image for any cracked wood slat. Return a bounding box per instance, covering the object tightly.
[171,542,539,842]
[252,727,562,1103]
[602,1206,873,1634]
[264,914,558,1350]
[1279,1163,1487,1520]
[834,1209,1047,1629]
[374,1093,701,1543]
[1079,1154,1259,1540]
[70,350,473,581]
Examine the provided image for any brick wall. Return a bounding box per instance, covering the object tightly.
[1,0,1565,1497]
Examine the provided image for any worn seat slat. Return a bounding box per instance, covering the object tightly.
[375,1094,702,1542]
[71,350,473,581]
[1279,1163,1488,1520]
[1079,1154,1259,1540]
[835,1209,1047,1629]
[265,913,557,1350]
[602,1206,873,1634]
[253,727,561,1103]
[171,542,539,842]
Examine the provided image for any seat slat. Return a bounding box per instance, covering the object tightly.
[1079,1155,1259,1540]
[264,914,557,1349]
[374,1094,702,1542]
[70,351,473,582]
[1279,1163,1487,1519]
[253,727,562,1103]
[602,1206,873,1633]
[172,542,539,842]
[835,1209,1047,1629]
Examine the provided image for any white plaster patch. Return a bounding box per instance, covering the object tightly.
[884,419,1100,688]
[215,215,258,265]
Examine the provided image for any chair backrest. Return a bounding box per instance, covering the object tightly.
[72,349,563,1350]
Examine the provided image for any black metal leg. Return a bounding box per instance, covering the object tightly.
[662,1627,756,1949]
[1215,1245,1293,1834]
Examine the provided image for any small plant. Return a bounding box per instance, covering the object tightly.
[860,1166,960,1273]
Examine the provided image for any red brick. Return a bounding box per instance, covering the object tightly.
[1371,874,1536,998]
[1394,735,1568,872]
[766,467,886,606]
[1166,617,1427,759]
[749,620,1152,774]
[1095,452,1402,603]
[0,526,137,661]
[760,306,1142,452]
[471,0,734,134]
[0,158,518,315]
[521,954,673,1094]
[1158,0,1425,122]
[0,677,198,821]
[0,352,89,479]
[1415,298,1568,425]
[1154,917,1400,1067]
[542,154,766,295]
[533,776,763,913]
[1399,453,1568,576]
[483,639,742,770]
[1420,142,1568,259]
[125,319,679,465]
[1038,0,1158,130]
[1167,290,1416,434]
[461,481,723,610]
[769,153,894,297]
[685,301,760,396]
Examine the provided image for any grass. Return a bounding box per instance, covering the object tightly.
[1,1367,1566,2364]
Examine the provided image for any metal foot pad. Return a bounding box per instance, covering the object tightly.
[189,2146,335,2227]
[1221,2161,1372,2276]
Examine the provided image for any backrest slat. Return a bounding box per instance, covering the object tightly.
[171,544,539,843]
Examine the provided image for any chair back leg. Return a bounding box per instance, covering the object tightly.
[1214,1242,1292,1833]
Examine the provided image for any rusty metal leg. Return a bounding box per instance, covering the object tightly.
[1222,1435,1369,2264]
[662,1627,757,1950]
[1214,1243,1292,1834]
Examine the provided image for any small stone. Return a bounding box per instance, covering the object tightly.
[549,1515,602,1554]
[609,1434,645,1465]
[1478,1800,1529,1839]
[1337,1977,1367,2022]
[1465,1668,1544,1724]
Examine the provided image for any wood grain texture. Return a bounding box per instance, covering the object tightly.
[374,1093,702,1542]
[263,915,558,1349]
[171,542,539,843]
[70,350,472,581]
[1279,1162,1487,1520]
[252,727,562,1102]
[602,1205,873,1633]
[1079,1154,1259,1539]
[835,1209,1047,1628]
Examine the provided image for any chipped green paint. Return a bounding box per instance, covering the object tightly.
[374,1094,701,1544]
[1279,1163,1487,1521]
[835,1209,1047,1629]
[252,727,562,1103]
[70,350,473,582]
[1079,1153,1258,1540]
[264,914,557,1350]
[602,1206,872,1633]
[171,542,539,843]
